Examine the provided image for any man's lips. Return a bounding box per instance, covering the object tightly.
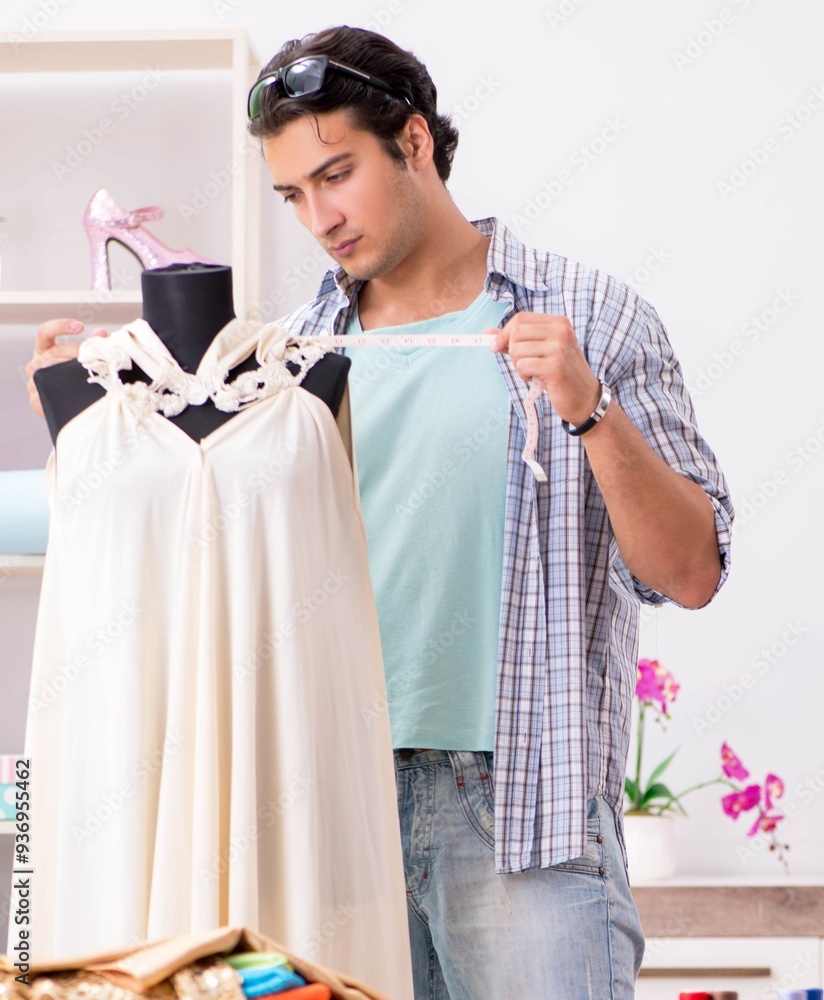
[328,237,360,255]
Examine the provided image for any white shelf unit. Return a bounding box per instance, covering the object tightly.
[0,29,262,323]
[0,24,263,924]
[637,937,824,1000]
[0,555,44,577]
[0,291,143,326]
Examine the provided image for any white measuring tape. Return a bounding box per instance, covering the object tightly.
[297,333,548,483]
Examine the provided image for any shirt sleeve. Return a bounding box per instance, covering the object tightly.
[601,299,734,608]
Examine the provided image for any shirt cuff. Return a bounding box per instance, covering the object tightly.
[629,493,733,609]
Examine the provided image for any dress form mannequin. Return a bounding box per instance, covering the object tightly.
[35,263,350,444]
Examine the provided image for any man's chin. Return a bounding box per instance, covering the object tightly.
[337,261,384,282]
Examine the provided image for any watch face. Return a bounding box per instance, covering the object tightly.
[597,383,612,417]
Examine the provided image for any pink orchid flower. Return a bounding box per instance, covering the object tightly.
[721,784,761,819]
[748,811,785,837]
[721,743,750,781]
[635,659,680,714]
[764,773,785,810]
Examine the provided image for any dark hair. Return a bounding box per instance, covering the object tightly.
[248,26,459,184]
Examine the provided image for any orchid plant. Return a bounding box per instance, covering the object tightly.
[625,658,790,868]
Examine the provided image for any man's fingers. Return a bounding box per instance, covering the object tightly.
[26,318,108,419]
[26,344,81,419]
[27,380,45,418]
[25,342,82,380]
[33,318,85,354]
[487,326,508,353]
[504,313,573,342]
[28,321,108,379]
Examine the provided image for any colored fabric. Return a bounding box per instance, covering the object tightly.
[238,964,306,997]
[0,925,398,999]
[11,318,413,998]
[277,217,733,872]
[0,469,49,553]
[273,986,333,1000]
[345,292,510,751]
[226,952,290,970]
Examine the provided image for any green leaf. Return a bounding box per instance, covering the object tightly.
[646,748,679,787]
[641,782,676,807]
[624,777,638,803]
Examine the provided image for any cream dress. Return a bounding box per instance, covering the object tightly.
[12,318,412,998]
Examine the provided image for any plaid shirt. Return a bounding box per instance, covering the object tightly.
[278,217,733,874]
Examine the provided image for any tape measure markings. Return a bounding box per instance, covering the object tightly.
[294,332,548,482]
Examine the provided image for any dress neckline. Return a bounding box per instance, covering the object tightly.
[77,317,329,418]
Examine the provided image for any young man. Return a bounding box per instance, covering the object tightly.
[28,25,732,998]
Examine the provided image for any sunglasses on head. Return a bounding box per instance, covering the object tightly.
[247,55,412,120]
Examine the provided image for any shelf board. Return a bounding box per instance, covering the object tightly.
[633,883,824,937]
[0,29,252,73]
[0,554,45,576]
[0,291,142,326]
[0,820,13,836]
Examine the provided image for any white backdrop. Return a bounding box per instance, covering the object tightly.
[1,0,821,879]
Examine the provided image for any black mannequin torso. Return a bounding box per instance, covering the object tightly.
[35,263,350,445]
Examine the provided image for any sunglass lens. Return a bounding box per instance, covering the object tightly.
[249,77,276,118]
[283,58,325,97]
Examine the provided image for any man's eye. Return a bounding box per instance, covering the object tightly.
[282,192,298,204]
[327,170,349,184]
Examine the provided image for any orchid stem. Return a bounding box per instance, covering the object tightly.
[634,701,645,809]
[653,776,738,814]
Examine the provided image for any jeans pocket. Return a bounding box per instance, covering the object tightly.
[451,751,495,851]
[549,806,605,876]
[397,763,435,895]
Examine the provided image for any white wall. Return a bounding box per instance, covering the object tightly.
[1,0,821,879]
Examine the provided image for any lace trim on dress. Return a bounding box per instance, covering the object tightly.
[80,330,330,419]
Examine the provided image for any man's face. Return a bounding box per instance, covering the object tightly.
[261,109,428,281]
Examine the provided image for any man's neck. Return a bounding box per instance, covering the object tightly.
[356,207,490,330]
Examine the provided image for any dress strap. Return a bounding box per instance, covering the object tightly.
[77,319,332,417]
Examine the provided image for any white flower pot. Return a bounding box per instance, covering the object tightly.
[623,812,677,881]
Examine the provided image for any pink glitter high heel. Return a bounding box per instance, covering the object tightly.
[83,189,215,291]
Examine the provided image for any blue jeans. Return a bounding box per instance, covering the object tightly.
[394,749,645,999]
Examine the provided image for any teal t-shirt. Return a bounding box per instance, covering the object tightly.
[345,291,510,751]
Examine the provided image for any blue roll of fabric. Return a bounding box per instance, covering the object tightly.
[234,962,307,997]
[222,950,312,997]
[0,469,49,553]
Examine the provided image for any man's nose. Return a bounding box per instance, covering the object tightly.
[307,195,344,239]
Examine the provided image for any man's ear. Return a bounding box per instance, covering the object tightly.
[398,113,434,171]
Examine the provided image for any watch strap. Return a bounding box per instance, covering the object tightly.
[562,381,612,436]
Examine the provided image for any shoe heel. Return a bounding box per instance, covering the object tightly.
[85,226,112,292]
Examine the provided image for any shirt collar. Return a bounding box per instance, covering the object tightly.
[313,263,362,307]
[476,216,548,294]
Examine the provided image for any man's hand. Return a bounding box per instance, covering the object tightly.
[490,311,722,608]
[26,320,107,417]
[489,312,600,426]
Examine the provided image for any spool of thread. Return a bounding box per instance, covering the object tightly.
[776,992,807,1000]
[804,991,824,1000]
[678,993,711,999]
[709,993,738,999]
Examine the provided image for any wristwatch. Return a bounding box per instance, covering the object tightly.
[562,381,612,436]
